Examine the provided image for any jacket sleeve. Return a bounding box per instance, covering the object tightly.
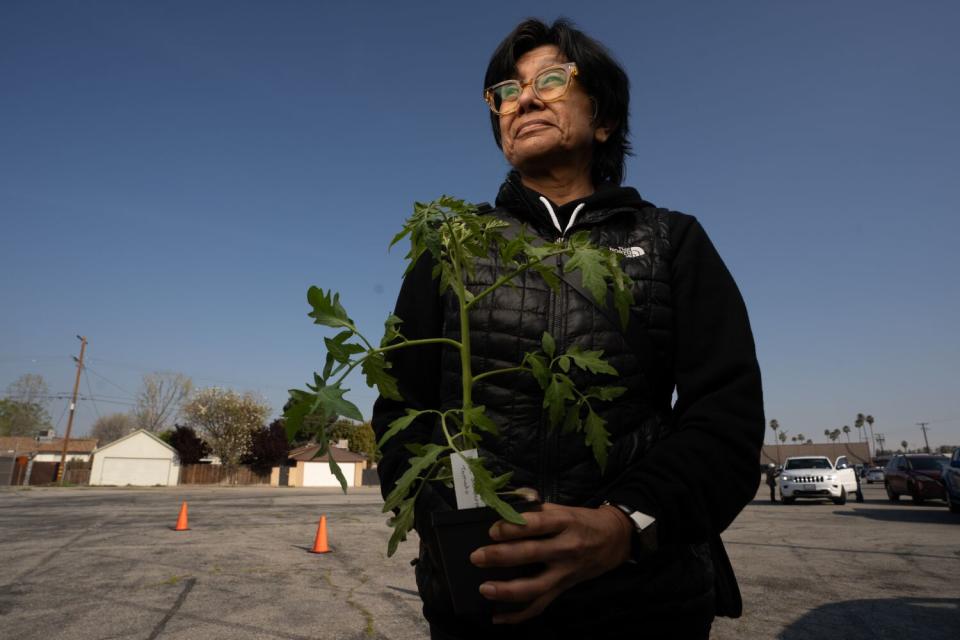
[371,254,452,528]
[604,214,765,544]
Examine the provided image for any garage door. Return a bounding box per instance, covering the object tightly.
[100,457,171,486]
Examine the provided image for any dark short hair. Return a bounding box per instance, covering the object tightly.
[484,18,632,185]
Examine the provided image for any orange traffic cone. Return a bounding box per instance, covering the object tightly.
[310,514,330,553]
[173,501,190,531]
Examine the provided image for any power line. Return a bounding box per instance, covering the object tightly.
[82,367,102,421]
[53,398,70,431]
[82,364,136,398]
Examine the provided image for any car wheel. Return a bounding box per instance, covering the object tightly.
[833,487,847,505]
[886,483,899,502]
[782,497,795,505]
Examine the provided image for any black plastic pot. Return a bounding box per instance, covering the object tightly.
[431,501,543,617]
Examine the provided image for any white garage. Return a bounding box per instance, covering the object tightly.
[90,430,180,486]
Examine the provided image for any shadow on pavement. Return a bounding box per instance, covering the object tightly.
[835,507,959,525]
[779,597,960,640]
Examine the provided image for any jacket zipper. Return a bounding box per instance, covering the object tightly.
[542,236,566,503]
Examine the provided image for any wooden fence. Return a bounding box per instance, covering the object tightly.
[179,464,270,485]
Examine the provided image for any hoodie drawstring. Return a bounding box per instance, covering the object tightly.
[539,196,586,239]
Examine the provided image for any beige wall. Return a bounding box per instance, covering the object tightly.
[761,441,871,466]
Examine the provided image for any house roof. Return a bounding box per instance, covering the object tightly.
[0,436,99,455]
[92,429,177,455]
[289,444,366,463]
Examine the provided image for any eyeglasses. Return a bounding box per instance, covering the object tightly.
[484,62,579,116]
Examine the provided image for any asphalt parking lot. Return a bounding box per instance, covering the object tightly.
[1,482,957,639]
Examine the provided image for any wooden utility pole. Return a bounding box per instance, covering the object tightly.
[58,335,87,484]
[917,422,931,453]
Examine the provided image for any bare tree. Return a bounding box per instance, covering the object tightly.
[90,413,136,445]
[5,373,50,408]
[182,387,270,468]
[133,373,193,433]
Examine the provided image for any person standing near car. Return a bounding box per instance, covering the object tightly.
[765,463,778,503]
[372,17,765,640]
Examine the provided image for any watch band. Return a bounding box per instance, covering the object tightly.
[602,501,658,557]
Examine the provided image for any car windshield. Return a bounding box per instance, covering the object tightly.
[786,458,832,470]
[910,457,946,471]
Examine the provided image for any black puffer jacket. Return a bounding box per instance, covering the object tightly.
[372,173,764,632]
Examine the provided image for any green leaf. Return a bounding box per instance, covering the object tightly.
[541,332,556,358]
[324,335,365,364]
[382,443,446,513]
[316,384,364,422]
[361,352,401,401]
[378,409,424,449]
[544,374,576,427]
[565,346,618,376]
[306,287,352,328]
[557,356,570,373]
[282,389,314,442]
[462,405,499,437]
[380,314,404,347]
[563,245,610,304]
[584,409,611,472]
[531,262,560,291]
[524,353,551,388]
[499,235,526,266]
[386,496,415,557]
[466,458,525,525]
[588,386,628,402]
[562,403,582,434]
[326,455,349,493]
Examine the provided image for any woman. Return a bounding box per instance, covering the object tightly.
[373,18,764,639]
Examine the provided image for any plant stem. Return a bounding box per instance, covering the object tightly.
[438,213,475,433]
[472,366,528,384]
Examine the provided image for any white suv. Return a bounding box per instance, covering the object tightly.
[779,456,859,505]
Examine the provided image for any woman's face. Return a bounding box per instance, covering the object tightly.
[498,45,610,178]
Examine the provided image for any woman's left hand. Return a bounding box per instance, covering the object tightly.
[469,502,633,624]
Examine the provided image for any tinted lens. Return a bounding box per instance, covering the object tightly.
[491,82,521,113]
[535,67,570,100]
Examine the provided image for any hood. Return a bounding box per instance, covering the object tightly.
[494,171,652,238]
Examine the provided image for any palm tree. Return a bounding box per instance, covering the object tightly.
[770,419,781,464]
[791,436,798,443]
[824,429,831,439]
[828,429,841,442]
[855,413,868,457]
[855,421,863,442]
[842,425,851,442]
[797,433,806,444]
[900,439,908,452]
[866,414,876,452]
[805,439,813,445]
[778,431,788,446]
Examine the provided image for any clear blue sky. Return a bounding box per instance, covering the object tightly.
[2,1,958,451]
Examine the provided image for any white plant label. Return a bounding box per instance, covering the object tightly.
[452,449,485,509]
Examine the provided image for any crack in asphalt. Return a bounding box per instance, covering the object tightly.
[147,577,196,640]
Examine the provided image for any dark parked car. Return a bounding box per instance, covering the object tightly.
[939,448,960,514]
[884,454,949,503]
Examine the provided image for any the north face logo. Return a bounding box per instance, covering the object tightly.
[610,246,646,258]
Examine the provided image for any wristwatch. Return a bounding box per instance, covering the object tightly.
[602,501,658,558]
